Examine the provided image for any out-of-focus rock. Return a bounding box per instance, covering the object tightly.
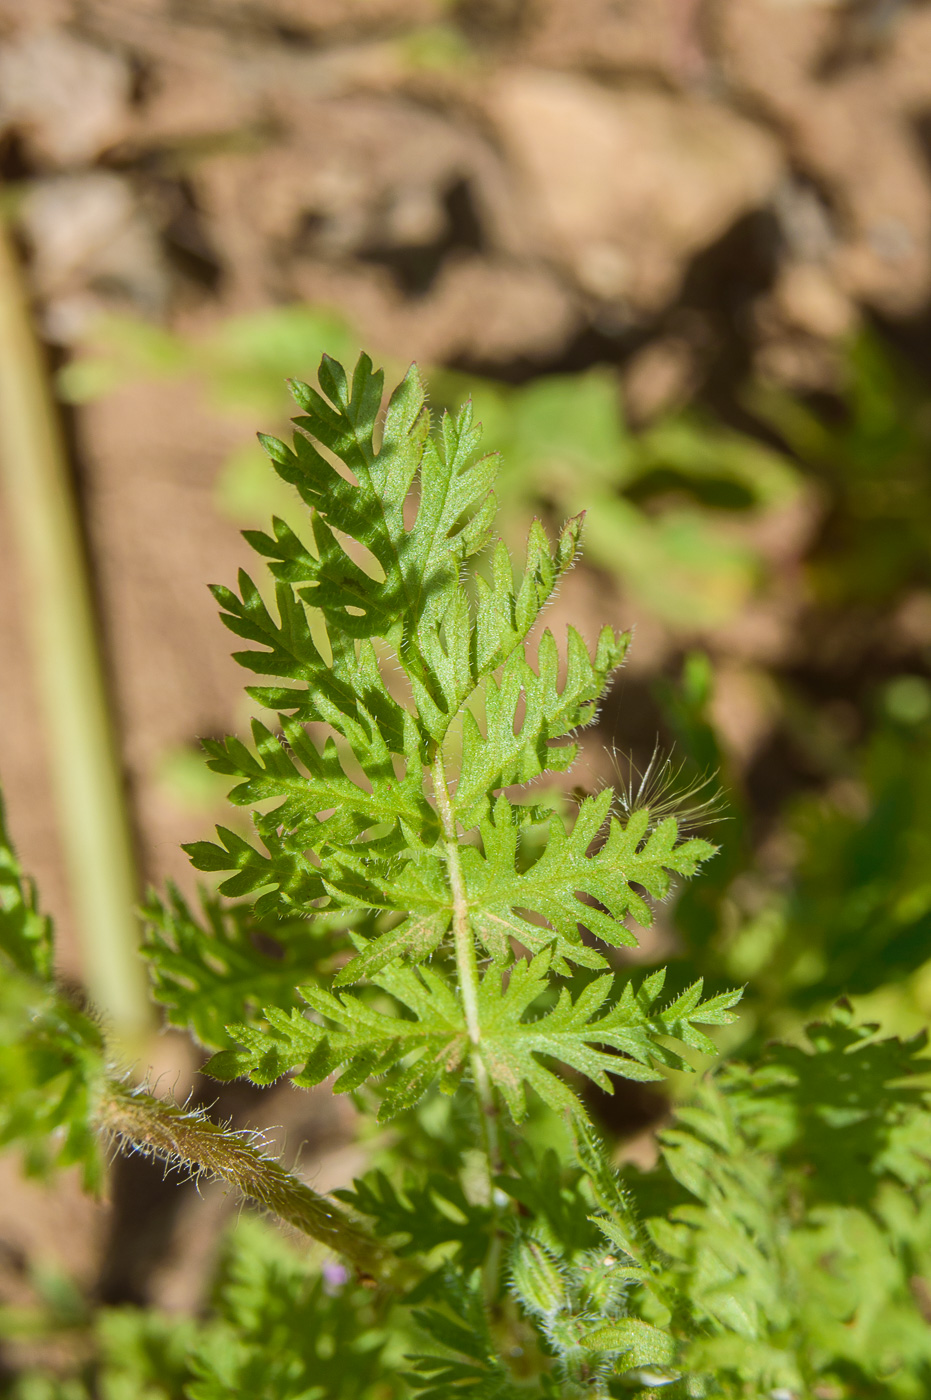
[754,329,842,391]
[624,336,699,423]
[291,251,578,366]
[893,592,931,651]
[487,71,783,313]
[253,0,443,34]
[773,178,838,263]
[396,255,579,363]
[121,50,264,146]
[79,0,439,40]
[716,0,832,101]
[718,0,931,314]
[20,173,169,339]
[0,28,132,165]
[525,0,709,87]
[0,0,72,34]
[772,262,857,339]
[194,91,526,306]
[834,216,931,315]
[109,20,412,150]
[750,253,854,390]
[709,662,781,767]
[883,5,931,104]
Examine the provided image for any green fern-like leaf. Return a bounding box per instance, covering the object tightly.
[0,796,105,1189]
[143,882,355,1051]
[464,794,715,972]
[174,350,725,1130]
[0,792,53,981]
[589,1007,931,1396]
[473,956,740,1122]
[205,950,738,1123]
[204,960,467,1120]
[406,1275,529,1400]
[335,1169,493,1271]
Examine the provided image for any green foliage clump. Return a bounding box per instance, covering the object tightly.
[454,368,797,626]
[752,332,931,606]
[59,310,799,628]
[6,1219,397,1400]
[663,650,931,1045]
[608,1008,931,1396]
[4,350,931,1400]
[0,797,105,1189]
[144,883,351,1051]
[171,350,734,1133]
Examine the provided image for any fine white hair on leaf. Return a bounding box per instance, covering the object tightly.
[609,741,726,839]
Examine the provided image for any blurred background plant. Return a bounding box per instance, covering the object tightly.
[4,0,931,1391]
[60,307,800,626]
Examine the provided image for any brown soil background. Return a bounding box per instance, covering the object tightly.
[4,0,931,1349]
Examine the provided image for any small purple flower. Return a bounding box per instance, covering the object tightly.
[322,1260,350,1296]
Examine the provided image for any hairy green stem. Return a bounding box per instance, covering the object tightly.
[95,1079,386,1277]
[0,221,151,1054]
[431,751,482,1045]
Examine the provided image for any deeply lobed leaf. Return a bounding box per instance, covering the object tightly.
[178,351,723,1131]
[205,951,739,1124]
[0,800,106,1189]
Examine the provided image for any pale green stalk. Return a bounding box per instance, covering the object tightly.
[0,222,151,1053]
[432,748,503,1296]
